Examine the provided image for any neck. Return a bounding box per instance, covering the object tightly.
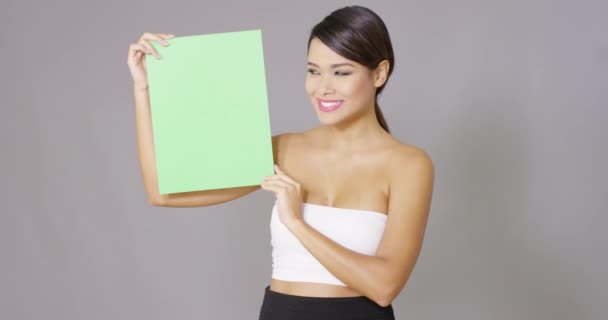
[319,103,388,153]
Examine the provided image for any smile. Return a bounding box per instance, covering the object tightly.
[316,98,344,112]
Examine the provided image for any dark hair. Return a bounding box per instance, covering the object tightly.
[307,5,394,133]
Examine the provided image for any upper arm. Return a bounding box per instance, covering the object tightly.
[375,147,435,301]
[154,133,290,208]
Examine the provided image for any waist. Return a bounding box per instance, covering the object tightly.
[270,278,363,297]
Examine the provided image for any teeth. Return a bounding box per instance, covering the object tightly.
[321,101,341,107]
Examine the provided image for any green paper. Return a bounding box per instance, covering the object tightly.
[146,29,274,194]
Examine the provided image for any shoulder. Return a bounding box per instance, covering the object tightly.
[271,131,305,164]
[389,141,434,166]
[272,131,304,150]
[387,141,435,187]
[272,130,317,152]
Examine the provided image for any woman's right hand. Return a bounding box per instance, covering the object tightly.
[127,32,175,90]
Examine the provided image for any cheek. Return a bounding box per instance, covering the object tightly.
[304,76,369,100]
[304,78,313,94]
[340,78,368,99]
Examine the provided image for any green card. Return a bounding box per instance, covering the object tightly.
[146,29,274,194]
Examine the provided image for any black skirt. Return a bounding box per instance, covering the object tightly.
[258,285,395,320]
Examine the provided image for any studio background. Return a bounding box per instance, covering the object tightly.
[1,0,606,319]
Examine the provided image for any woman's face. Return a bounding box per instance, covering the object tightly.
[305,37,380,125]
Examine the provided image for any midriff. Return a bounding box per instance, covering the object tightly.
[269,278,364,297]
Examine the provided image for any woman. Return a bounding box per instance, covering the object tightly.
[127,5,434,320]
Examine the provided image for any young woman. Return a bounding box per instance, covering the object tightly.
[127,5,434,320]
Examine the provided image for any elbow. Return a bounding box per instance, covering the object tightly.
[376,290,395,308]
[374,280,400,308]
[367,286,390,308]
[376,295,393,308]
[148,195,166,207]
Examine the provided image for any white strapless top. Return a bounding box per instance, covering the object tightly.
[270,200,388,286]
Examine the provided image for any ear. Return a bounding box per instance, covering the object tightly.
[373,59,390,88]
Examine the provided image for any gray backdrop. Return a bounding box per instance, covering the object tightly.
[2,0,606,319]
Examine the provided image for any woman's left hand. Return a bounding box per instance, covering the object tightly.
[261,164,304,228]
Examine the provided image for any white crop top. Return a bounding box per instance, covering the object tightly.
[270,200,388,286]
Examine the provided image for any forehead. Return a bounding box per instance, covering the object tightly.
[307,37,356,67]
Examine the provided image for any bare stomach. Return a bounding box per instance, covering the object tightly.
[269,278,364,297]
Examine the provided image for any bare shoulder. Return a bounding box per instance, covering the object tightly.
[390,141,433,162]
[271,132,304,164]
[388,140,435,181]
[271,131,302,151]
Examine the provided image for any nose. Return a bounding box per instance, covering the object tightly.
[318,74,335,94]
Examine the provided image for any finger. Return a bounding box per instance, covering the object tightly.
[128,43,147,56]
[273,165,290,180]
[262,180,291,190]
[128,43,148,63]
[142,32,171,46]
[267,175,299,191]
[260,183,281,194]
[139,39,161,59]
[130,42,151,56]
[139,39,158,57]
[271,169,300,188]
[159,33,176,39]
[264,179,292,188]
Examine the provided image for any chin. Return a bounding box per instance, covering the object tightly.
[317,114,345,126]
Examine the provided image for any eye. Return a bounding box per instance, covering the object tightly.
[335,71,351,76]
[306,69,351,76]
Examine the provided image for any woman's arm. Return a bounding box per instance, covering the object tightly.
[133,84,168,205]
[133,86,280,207]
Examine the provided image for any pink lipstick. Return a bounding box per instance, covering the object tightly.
[317,98,344,112]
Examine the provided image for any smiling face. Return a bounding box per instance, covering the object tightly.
[305,37,382,125]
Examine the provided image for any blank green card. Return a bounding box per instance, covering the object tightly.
[146,29,274,194]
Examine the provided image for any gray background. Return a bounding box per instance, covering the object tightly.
[2,0,606,319]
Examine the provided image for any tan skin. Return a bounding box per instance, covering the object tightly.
[262,38,429,298]
[267,131,400,297]
[129,34,433,302]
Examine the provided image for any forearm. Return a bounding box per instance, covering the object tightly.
[133,85,166,205]
[286,219,392,306]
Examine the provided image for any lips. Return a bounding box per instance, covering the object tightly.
[316,98,344,112]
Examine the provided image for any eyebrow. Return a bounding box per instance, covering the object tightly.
[307,62,354,68]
